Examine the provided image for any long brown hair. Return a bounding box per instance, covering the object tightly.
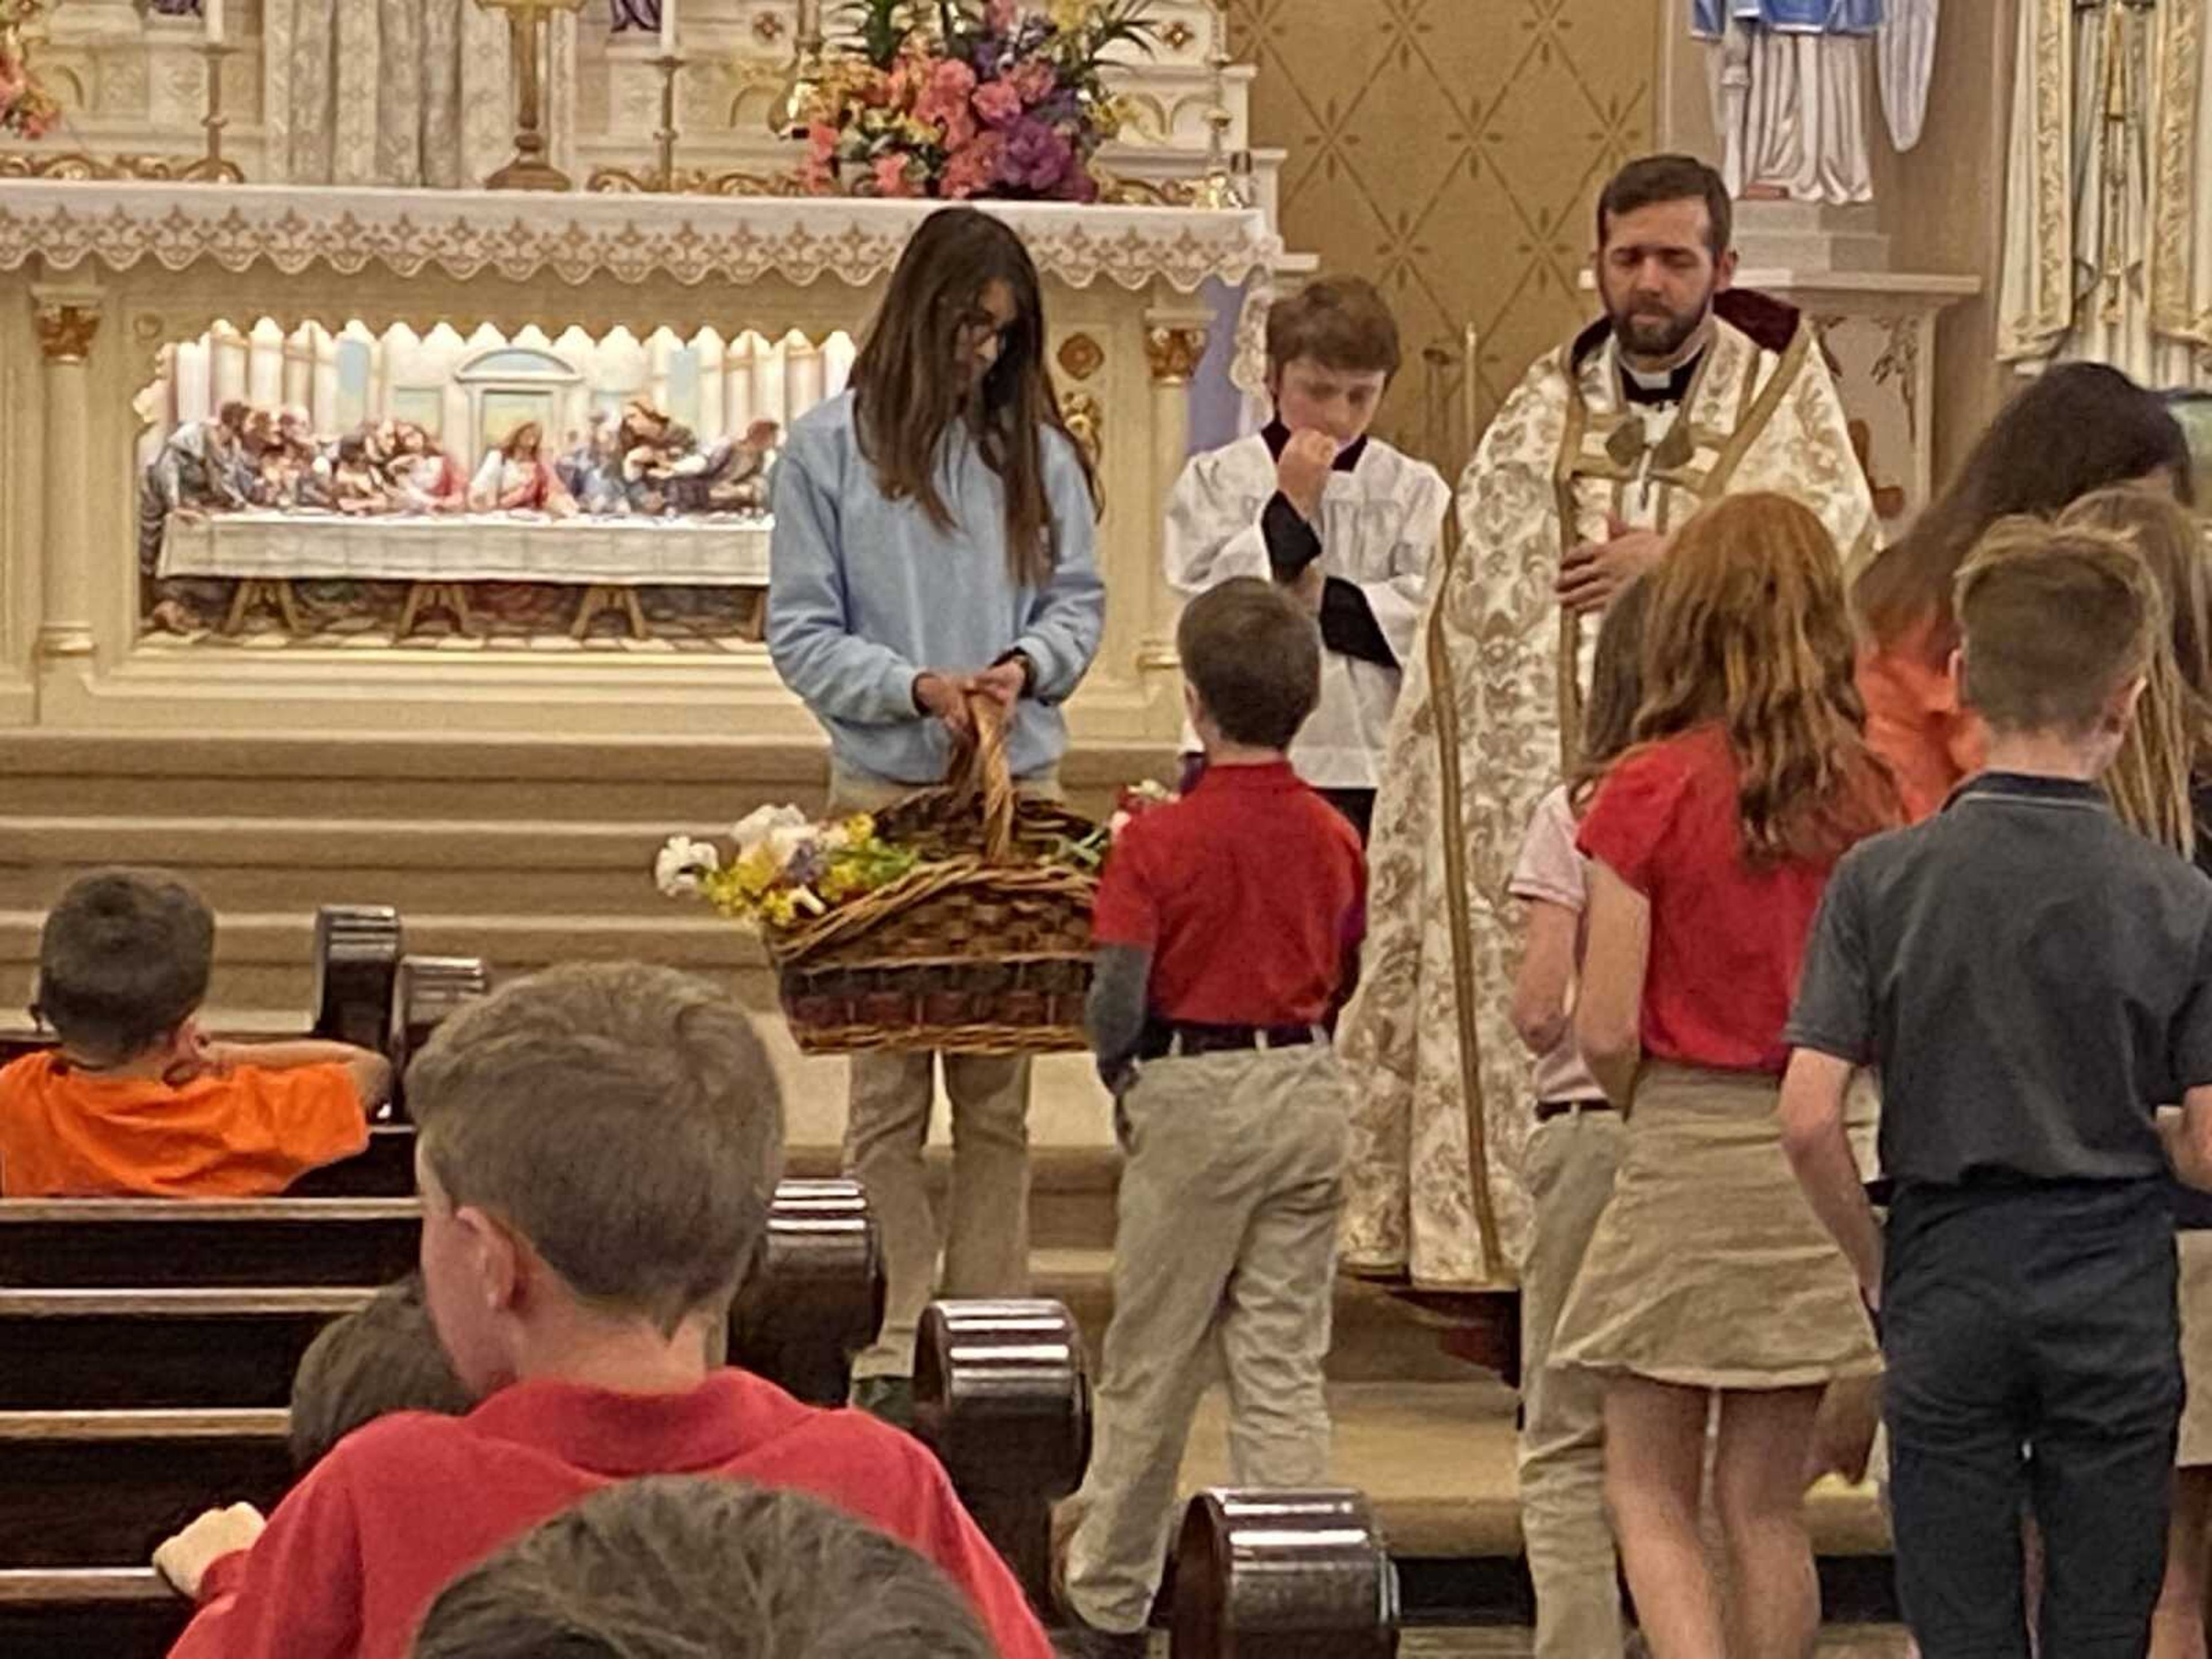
[1569,573,1656,810]
[848,207,1094,588]
[1634,493,1896,866]
[1855,363,2194,649]
[2066,487,2212,857]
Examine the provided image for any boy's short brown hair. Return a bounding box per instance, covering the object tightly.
[414,1476,995,1659]
[1266,276,1402,378]
[1178,577,1323,751]
[405,963,784,1332]
[35,868,214,1066]
[289,1275,472,1471]
[1955,516,2165,737]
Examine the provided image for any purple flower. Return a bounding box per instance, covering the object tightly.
[997,116,1075,194]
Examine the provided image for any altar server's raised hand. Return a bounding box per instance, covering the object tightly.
[1275,429,1338,524]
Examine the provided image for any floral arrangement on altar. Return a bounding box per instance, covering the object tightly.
[0,1,59,140]
[798,0,1157,202]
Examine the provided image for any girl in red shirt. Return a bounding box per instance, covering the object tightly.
[1853,363,2194,821]
[1550,491,1898,1658]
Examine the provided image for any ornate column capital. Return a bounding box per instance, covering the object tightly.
[1144,325,1207,385]
[32,291,103,364]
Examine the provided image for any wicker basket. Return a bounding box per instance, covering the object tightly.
[766,698,1099,1055]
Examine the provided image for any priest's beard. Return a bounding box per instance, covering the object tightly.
[1606,287,1715,365]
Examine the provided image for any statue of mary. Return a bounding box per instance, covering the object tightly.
[1693,0,1940,208]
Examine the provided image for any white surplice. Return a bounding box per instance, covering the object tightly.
[1163,435,1450,790]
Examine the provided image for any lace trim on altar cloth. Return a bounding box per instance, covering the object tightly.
[0,183,1280,294]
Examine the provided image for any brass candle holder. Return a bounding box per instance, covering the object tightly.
[476,0,588,191]
[586,50,685,194]
[180,42,245,184]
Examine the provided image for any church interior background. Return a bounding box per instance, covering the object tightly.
[0,2,2203,1643]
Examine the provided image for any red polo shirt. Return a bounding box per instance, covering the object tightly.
[1577,724,1870,1075]
[168,1370,1050,1659]
[1092,760,1365,1026]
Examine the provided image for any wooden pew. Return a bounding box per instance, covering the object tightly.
[914,1298,1090,1614]
[0,1287,369,1410]
[288,1124,419,1197]
[0,1199,421,1289]
[1170,1487,1398,1657]
[0,1569,183,1658]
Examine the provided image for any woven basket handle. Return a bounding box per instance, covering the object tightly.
[952,691,1017,863]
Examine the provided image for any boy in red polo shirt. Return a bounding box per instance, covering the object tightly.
[149,961,1050,1659]
[1057,578,1365,1657]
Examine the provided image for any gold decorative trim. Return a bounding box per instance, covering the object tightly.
[1059,389,1103,471]
[587,167,807,198]
[1552,364,1592,779]
[1423,454,1504,1283]
[1144,325,1207,384]
[0,153,214,183]
[1706,321,1813,499]
[2149,0,2211,347]
[1056,332,1105,383]
[33,297,100,363]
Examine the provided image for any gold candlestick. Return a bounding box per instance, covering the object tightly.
[1191,1,1243,210]
[478,0,586,191]
[586,51,685,194]
[769,5,827,140]
[180,43,244,184]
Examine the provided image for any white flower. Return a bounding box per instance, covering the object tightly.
[654,835,721,897]
[766,822,816,868]
[819,821,854,851]
[730,804,811,856]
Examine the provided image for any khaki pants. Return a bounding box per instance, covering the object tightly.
[829,762,1049,1381]
[1518,1107,1626,1659]
[1065,1041,1351,1634]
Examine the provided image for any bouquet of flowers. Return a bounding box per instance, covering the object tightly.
[1054,779,1176,872]
[0,2,59,141]
[657,805,922,932]
[798,0,1157,202]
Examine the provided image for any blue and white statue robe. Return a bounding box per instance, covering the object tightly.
[1692,0,1884,36]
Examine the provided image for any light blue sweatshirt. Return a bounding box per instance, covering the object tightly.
[767,391,1106,785]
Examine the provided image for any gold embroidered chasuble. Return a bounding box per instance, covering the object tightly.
[1339,315,1876,1291]
[1999,0,2212,385]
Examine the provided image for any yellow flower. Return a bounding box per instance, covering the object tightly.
[1048,0,1093,31]
[843,813,877,845]
[733,843,781,898]
[760,890,799,929]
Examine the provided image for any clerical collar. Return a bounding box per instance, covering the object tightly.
[1261,419,1368,474]
[1619,350,1703,408]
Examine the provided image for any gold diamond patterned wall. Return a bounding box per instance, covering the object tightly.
[1229,0,1658,461]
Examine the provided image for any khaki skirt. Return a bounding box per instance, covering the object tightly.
[1551,1062,1882,1391]
[2180,1232,2212,1467]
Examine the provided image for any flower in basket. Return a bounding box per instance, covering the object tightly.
[798,0,1156,202]
[655,807,922,933]
[1052,778,1177,873]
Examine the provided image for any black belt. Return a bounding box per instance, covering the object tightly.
[1137,1021,1322,1060]
[1533,1098,1615,1124]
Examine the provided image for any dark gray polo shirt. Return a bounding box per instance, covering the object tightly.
[1786,772,2212,1190]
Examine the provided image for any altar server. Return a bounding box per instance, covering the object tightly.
[1163,276,1447,840]
[767,205,1104,1426]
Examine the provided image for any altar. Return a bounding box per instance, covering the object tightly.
[0,180,1276,739]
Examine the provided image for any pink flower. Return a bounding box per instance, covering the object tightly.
[987,0,1021,29]
[872,153,920,198]
[914,56,980,146]
[972,80,1023,127]
[806,123,839,164]
[941,132,1006,199]
[1007,59,1058,106]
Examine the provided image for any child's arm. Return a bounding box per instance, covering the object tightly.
[1163,452,1276,594]
[764,440,930,725]
[1510,900,1580,1058]
[1781,1048,1884,1301]
[2162,1088,2212,1192]
[1573,861,1647,1108]
[1086,945,1151,1094]
[208,1040,394,1114]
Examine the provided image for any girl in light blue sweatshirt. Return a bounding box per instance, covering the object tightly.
[766,206,1104,1425]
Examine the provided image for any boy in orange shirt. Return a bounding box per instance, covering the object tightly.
[0,868,391,1197]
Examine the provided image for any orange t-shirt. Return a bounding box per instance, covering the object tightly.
[1856,613,1988,823]
[0,1053,369,1198]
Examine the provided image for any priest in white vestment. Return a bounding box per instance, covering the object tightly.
[1999,0,2212,389]
[1342,156,1875,1294]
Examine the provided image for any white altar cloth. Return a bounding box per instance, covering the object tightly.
[158,512,772,587]
[0,181,1278,295]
